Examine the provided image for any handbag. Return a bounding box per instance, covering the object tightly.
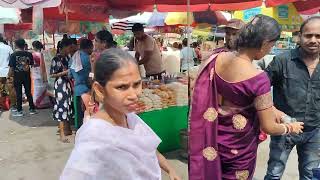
[0,96,10,110]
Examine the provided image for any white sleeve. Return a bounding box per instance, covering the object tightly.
[9,47,13,54]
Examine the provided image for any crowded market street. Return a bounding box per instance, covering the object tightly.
[0,106,300,180]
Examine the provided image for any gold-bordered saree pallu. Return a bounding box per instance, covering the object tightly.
[189,52,273,180]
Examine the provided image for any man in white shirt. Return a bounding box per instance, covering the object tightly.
[0,34,13,79]
[180,38,197,72]
[132,23,165,79]
[0,34,15,111]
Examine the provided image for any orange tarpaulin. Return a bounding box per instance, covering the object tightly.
[108,0,303,11]
[41,0,315,24]
[43,0,303,14]
[1,0,313,13]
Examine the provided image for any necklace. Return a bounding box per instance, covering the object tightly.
[306,58,319,69]
[98,108,129,128]
[234,54,253,63]
[234,52,253,61]
[236,56,251,61]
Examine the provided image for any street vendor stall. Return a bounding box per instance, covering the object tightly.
[133,65,199,153]
[140,106,188,152]
[136,76,189,152]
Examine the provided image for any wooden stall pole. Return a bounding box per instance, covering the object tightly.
[42,29,45,50]
[53,33,56,48]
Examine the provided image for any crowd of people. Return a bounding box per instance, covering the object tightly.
[0,13,319,179]
[0,24,183,179]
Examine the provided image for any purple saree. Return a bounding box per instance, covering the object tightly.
[189,52,273,180]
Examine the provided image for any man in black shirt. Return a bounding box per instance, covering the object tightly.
[8,39,36,116]
[264,17,320,180]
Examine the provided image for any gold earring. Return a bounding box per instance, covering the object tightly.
[94,88,104,103]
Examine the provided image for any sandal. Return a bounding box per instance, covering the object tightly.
[64,131,72,136]
[56,129,72,136]
[60,137,71,143]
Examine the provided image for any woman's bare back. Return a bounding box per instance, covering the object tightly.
[215,52,262,83]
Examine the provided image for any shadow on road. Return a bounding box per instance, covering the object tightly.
[7,106,58,127]
[164,150,188,164]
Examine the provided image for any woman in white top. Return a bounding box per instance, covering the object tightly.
[60,48,181,180]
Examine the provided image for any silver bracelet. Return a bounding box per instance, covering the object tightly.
[281,115,296,123]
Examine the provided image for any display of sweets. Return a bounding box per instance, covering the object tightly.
[137,82,188,113]
[166,82,188,106]
[138,89,162,112]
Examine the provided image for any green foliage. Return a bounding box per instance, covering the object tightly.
[115,33,132,46]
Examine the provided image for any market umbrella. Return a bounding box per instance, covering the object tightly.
[165,12,195,26]
[164,11,229,26]
[43,0,109,35]
[293,0,320,15]
[5,0,302,28]
[111,21,139,31]
[110,12,151,34]
[123,12,153,24]
[53,0,278,13]
[0,0,309,12]
[147,12,185,34]
[194,10,229,25]
[147,12,167,27]
[44,1,109,22]
[111,20,147,34]
[105,0,264,12]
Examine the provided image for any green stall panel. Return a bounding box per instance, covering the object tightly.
[139,106,188,153]
[73,95,79,129]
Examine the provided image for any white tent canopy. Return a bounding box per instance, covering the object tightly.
[0,7,20,24]
[110,12,152,25]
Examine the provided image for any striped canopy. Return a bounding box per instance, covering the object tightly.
[111,20,147,31]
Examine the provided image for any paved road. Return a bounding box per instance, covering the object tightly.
[0,107,299,180]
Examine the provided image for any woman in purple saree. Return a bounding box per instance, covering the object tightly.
[189,15,304,180]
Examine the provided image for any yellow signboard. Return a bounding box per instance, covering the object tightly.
[233,3,303,31]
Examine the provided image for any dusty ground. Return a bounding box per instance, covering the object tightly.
[0,106,300,180]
